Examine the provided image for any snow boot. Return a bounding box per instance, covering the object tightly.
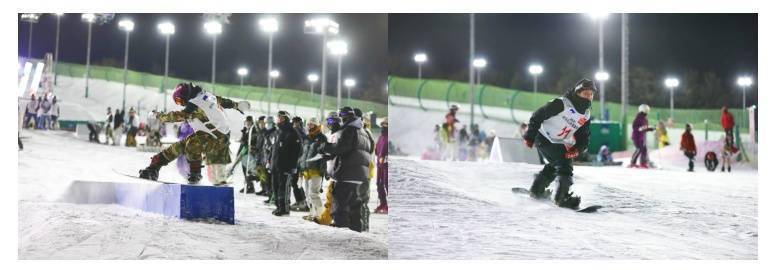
[529,167,557,199]
[374,204,388,214]
[239,176,257,194]
[290,201,310,212]
[728,166,731,172]
[272,209,289,216]
[721,166,725,172]
[139,154,172,180]
[187,160,202,185]
[554,175,581,210]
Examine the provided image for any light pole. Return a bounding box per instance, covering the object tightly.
[595,71,610,120]
[344,78,356,106]
[308,73,319,101]
[304,18,339,120]
[118,19,134,112]
[237,67,248,96]
[204,20,222,93]
[327,39,348,109]
[269,70,279,112]
[259,17,279,115]
[664,77,680,121]
[158,22,175,112]
[414,53,427,81]
[473,58,487,85]
[528,64,543,93]
[21,14,39,59]
[590,13,608,120]
[53,13,64,85]
[737,76,753,129]
[81,13,95,98]
[469,13,475,127]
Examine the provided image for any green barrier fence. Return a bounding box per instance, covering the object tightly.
[389,76,748,133]
[54,62,387,117]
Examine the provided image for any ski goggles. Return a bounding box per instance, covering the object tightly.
[174,96,184,106]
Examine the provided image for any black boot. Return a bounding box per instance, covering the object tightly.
[187,160,203,185]
[529,166,556,199]
[139,154,171,180]
[239,176,256,194]
[554,175,581,210]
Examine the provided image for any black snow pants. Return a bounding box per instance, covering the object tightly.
[332,181,365,232]
[272,171,292,213]
[530,135,574,201]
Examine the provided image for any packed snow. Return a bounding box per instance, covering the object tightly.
[17,76,387,259]
[388,103,757,259]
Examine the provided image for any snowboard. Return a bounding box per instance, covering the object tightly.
[112,168,176,184]
[511,187,603,213]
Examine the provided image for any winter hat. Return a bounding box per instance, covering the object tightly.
[353,108,363,118]
[307,117,320,126]
[339,107,355,122]
[291,116,303,123]
[638,104,651,114]
[245,116,254,123]
[573,78,597,94]
[257,115,266,122]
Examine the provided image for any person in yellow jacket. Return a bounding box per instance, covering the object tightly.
[655,120,670,149]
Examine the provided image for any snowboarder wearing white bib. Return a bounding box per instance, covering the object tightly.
[138,82,249,184]
[522,79,595,209]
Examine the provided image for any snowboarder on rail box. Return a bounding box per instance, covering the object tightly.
[138,82,249,184]
[522,78,595,209]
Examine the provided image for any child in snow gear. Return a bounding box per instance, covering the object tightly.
[630,104,655,168]
[655,120,670,148]
[721,135,737,172]
[680,123,697,172]
[523,79,594,210]
[269,111,302,216]
[138,82,249,184]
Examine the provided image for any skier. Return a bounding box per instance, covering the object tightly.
[374,118,389,214]
[138,82,249,184]
[680,123,697,172]
[321,107,374,232]
[629,104,655,168]
[522,78,595,209]
[268,111,302,216]
[298,117,328,221]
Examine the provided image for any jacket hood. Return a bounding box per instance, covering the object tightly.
[343,118,364,129]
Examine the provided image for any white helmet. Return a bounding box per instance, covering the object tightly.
[638,104,650,114]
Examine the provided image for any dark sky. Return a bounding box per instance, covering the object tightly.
[388,13,757,104]
[18,13,387,104]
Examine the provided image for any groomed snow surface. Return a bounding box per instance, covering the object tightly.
[388,104,757,259]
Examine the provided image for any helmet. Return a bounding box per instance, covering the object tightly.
[172,83,190,105]
[338,106,355,122]
[450,104,459,111]
[573,78,597,93]
[638,104,650,113]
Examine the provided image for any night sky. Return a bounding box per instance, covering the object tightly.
[18,13,387,104]
[388,13,757,107]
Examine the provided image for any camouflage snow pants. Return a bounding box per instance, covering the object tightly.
[159,130,230,164]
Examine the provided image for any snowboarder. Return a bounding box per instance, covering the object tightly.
[138,82,249,184]
[597,144,614,164]
[522,78,595,209]
[629,104,655,168]
[680,123,697,172]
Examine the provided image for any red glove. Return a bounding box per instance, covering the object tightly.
[564,146,579,159]
[524,139,534,148]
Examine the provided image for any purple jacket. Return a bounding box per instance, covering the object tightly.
[631,112,650,145]
[375,130,388,162]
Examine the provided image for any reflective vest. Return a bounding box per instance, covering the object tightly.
[538,97,590,146]
[188,91,230,137]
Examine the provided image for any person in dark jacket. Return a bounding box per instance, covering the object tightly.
[261,116,278,203]
[289,116,308,211]
[252,116,269,195]
[321,107,373,232]
[523,79,594,209]
[354,107,375,232]
[299,117,328,221]
[237,116,260,193]
[269,111,303,216]
[630,104,655,168]
[680,123,697,172]
[112,109,125,146]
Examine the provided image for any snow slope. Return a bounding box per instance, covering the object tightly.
[388,156,756,259]
[18,129,386,259]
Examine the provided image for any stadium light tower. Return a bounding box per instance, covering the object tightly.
[21,14,40,59]
[237,67,248,89]
[308,73,319,100]
[344,78,356,106]
[528,64,543,93]
[327,39,348,109]
[414,53,427,81]
[259,17,279,115]
[595,71,610,120]
[664,77,680,120]
[81,13,96,98]
[118,19,134,112]
[158,21,175,111]
[304,17,339,120]
[473,58,487,85]
[589,13,608,120]
[53,13,64,85]
[269,69,280,112]
[204,20,222,92]
[737,76,753,128]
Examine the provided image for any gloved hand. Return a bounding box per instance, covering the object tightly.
[524,138,534,148]
[564,146,579,159]
[236,101,250,114]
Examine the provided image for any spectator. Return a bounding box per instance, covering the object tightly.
[125,108,139,147]
[104,107,114,145]
[458,125,469,161]
[49,96,60,130]
[298,117,328,221]
[655,120,670,149]
[23,94,39,129]
[237,116,260,194]
[35,96,44,129]
[261,116,278,204]
[112,109,124,146]
[289,116,308,212]
[721,106,735,140]
[680,123,697,172]
[269,111,302,216]
[374,118,388,214]
[38,96,52,130]
[146,109,162,147]
[630,104,655,168]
